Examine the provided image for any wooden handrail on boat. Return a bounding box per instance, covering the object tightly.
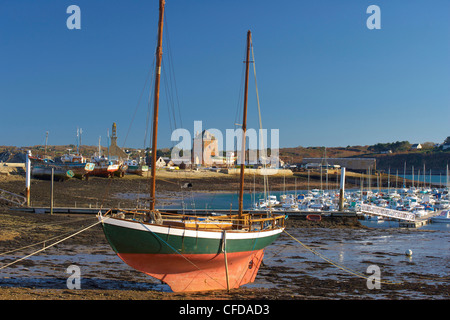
[112,208,285,231]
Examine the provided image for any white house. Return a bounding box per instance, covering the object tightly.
[156,157,171,168]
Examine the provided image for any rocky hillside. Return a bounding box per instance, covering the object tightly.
[2,142,449,173]
[278,146,449,172]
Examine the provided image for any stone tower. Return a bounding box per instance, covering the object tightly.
[108,122,128,160]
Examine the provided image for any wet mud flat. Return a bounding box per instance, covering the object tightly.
[256,228,449,300]
[0,175,184,209]
[0,210,448,300]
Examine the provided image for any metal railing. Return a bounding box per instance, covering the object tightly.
[360,204,415,221]
[0,188,26,206]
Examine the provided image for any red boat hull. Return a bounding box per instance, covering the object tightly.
[88,166,119,177]
[117,249,264,292]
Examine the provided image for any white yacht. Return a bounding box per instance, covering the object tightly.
[430,210,450,223]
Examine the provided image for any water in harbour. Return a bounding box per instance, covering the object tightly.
[399,174,449,187]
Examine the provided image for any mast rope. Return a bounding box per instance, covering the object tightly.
[283,230,403,285]
[122,55,156,149]
[0,216,109,271]
[250,38,270,206]
[163,11,183,129]
[0,217,99,257]
[284,230,450,283]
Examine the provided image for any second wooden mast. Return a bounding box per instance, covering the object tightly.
[238,30,252,218]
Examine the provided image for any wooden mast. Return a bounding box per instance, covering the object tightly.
[149,0,165,212]
[238,30,251,218]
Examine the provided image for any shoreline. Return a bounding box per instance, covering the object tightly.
[0,168,429,210]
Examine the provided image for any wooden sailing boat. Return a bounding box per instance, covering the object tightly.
[98,0,285,292]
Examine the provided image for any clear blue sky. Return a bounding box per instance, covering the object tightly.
[1,0,449,150]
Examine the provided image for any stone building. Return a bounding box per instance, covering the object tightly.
[192,130,219,166]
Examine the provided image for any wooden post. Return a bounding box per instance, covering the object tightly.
[50,167,54,215]
[222,230,230,292]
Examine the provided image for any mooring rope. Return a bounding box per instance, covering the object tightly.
[0,218,99,256]
[0,217,108,271]
[283,229,403,285]
[17,216,98,230]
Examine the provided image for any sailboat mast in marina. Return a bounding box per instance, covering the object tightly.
[98,0,286,292]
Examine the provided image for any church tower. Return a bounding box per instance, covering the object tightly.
[108,122,128,160]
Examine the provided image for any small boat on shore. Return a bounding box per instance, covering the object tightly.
[88,156,119,178]
[59,153,95,179]
[29,155,74,181]
[125,159,149,176]
[306,214,322,221]
[29,152,95,181]
[31,164,74,181]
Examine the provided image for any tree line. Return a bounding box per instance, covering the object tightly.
[367,141,411,153]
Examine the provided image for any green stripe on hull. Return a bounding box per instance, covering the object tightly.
[102,222,282,255]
